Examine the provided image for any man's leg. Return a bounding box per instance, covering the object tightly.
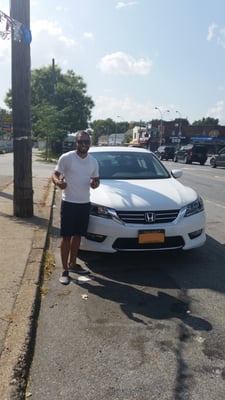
[68,235,81,266]
[59,236,71,284]
[61,236,71,271]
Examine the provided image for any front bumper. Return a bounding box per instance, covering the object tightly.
[80,211,206,253]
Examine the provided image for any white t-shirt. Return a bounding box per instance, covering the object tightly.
[55,151,99,203]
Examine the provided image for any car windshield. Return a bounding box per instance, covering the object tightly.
[91,151,171,179]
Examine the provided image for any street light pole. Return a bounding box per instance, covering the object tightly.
[176,110,182,134]
[176,110,182,144]
[115,115,122,146]
[155,107,170,145]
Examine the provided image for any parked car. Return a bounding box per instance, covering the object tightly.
[173,144,208,165]
[79,146,206,253]
[155,145,175,160]
[210,147,225,168]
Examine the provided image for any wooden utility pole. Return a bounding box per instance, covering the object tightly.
[11,0,33,217]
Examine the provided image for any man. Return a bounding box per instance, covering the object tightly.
[52,131,100,284]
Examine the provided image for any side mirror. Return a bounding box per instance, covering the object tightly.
[171,169,182,179]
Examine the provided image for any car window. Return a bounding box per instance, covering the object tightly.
[193,146,207,152]
[91,151,170,179]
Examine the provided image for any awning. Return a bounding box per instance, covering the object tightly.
[191,137,225,143]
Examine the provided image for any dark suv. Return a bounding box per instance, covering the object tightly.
[155,145,175,161]
[174,144,208,165]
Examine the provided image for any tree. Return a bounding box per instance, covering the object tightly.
[91,118,129,145]
[5,64,95,152]
[0,108,12,140]
[192,117,219,126]
[31,66,94,141]
[91,118,115,144]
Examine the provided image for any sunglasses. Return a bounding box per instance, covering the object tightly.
[77,140,90,145]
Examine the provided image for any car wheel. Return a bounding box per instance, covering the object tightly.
[211,159,217,168]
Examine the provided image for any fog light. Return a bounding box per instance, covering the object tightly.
[85,232,106,242]
[189,229,203,239]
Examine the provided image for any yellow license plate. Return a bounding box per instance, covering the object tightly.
[138,230,165,244]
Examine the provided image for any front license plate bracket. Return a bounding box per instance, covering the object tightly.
[138,230,165,244]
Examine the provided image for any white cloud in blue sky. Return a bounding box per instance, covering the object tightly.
[83,32,95,41]
[97,52,152,75]
[207,23,218,41]
[207,22,225,50]
[1,0,225,124]
[115,1,138,9]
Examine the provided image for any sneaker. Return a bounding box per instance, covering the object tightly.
[68,263,90,274]
[59,270,70,284]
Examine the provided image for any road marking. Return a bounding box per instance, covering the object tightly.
[205,199,225,209]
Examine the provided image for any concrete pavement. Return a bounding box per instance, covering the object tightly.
[0,177,55,400]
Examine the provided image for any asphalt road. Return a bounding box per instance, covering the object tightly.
[26,159,225,400]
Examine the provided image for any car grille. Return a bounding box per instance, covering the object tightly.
[117,209,180,224]
[113,236,184,250]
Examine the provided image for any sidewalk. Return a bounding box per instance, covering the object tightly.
[0,177,55,400]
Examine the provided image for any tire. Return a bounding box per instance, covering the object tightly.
[210,159,216,168]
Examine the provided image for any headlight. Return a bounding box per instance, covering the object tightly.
[90,204,124,225]
[182,196,204,217]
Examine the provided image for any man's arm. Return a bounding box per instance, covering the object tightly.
[52,171,67,189]
[90,177,100,189]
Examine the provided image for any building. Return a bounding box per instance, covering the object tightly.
[98,133,125,146]
[131,120,225,153]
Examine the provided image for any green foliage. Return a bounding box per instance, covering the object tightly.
[124,134,132,143]
[192,117,219,126]
[4,92,12,109]
[90,118,129,145]
[0,108,12,139]
[31,66,94,141]
[5,64,94,148]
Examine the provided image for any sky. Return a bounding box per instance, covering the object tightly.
[1,0,225,124]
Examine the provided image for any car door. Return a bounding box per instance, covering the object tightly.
[176,146,185,161]
[217,148,225,166]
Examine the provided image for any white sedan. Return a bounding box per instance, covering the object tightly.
[80,146,206,253]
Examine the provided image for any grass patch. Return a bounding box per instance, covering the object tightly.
[34,149,57,163]
[40,249,55,295]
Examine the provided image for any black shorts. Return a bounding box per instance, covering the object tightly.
[60,201,91,237]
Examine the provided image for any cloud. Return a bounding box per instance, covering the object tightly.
[0,39,10,63]
[31,19,78,68]
[207,100,225,123]
[32,19,77,47]
[91,95,155,121]
[97,51,152,75]
[207,23,218,41]
[115,1,138,9]
[83,32,94,41]
[217,28,225,49]
[207,23,225,49]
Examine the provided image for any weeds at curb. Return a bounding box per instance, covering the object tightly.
[40,250,55,295]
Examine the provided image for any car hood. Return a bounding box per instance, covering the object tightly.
[90,178,197,210]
